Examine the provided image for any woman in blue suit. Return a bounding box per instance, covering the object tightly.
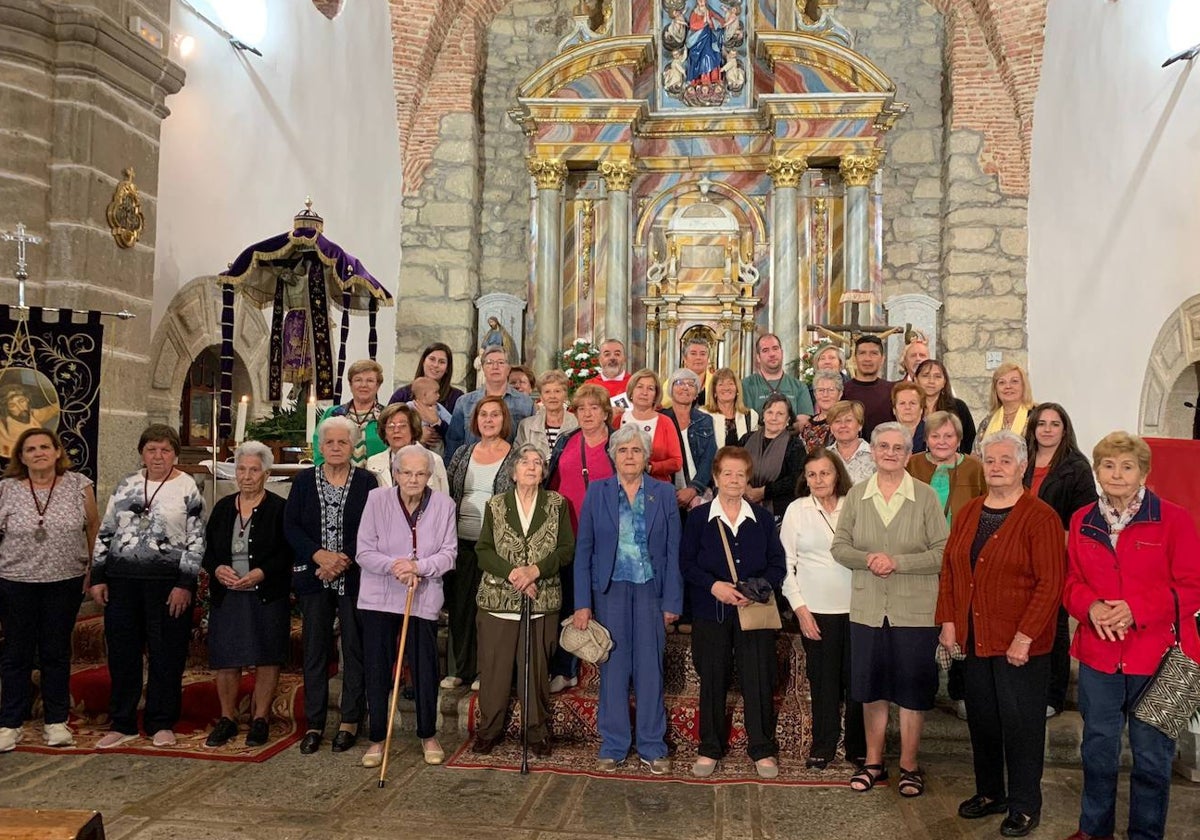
[572,423,683,775]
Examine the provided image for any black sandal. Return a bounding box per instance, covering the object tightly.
[849,763,888,792]
[898,766,925,797]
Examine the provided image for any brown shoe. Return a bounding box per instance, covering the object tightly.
[530,738,552,758]
[472,734,501,755]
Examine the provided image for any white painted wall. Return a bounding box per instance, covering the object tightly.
[153,0,402,395]
[1028,0,1200,451]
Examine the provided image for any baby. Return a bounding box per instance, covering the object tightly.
[407,376,451,453]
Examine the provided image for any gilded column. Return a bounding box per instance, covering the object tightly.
[839,153,879,319]
[527,156,568,373]
[598,158,636,349]
[766,156,806,365]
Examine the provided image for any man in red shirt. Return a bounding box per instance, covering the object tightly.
[584,338,632,407]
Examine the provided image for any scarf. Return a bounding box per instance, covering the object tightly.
[745,428,790,512]
[983,404,1029,439]
[1098,486,1145,548]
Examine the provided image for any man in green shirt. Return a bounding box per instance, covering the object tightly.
[741,333,813,431]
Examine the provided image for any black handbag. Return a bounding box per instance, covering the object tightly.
[1131,589,1200,739]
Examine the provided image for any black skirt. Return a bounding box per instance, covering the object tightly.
[207,591,290,669]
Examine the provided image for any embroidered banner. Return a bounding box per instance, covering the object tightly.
[0,306,104,480]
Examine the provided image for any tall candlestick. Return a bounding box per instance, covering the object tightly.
[305,386,316,444]
[234,395,248,445]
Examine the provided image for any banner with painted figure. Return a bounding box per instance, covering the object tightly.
[0,306,104,479]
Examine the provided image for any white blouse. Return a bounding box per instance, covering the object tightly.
[779,495,852,614]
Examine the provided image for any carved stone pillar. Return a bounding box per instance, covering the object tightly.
[839,153,879,318]
[598,158,636,349]
[766,156,806,365]
[527,156,568,372]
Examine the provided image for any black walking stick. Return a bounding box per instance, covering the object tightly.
[520,592,532,775]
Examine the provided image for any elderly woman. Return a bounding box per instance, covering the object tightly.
[661,368,716,514]
[813,343,848,382]
[315,359,389,467]
[1023,402,1097,718]
[826,400,875,485]
[739,393,805,518]
[681,446,786,778]
[830,422,949,796]
[546,383,615,692]
[800,371,843,452]
[935,431,1065,837]
[617,368,683,483]
[473,444,575,756]
[444,396,519,690]
[914,359,976,454]
[507,365,536,396]
[366,403,448,493]
[573,425,683,774]
[0,429,99,752]
[1062,432,1200,840]
[356,444,457,767]
[703,367,759,450]
[387,341,464,414]
[780,448,865,771]
[898,339,930,382]
[285,416,378,754]
[201,441,293,749]
[978,362,1034,445]
[90,424,205,749]
[515,370,578,459]
[892,382,926,454]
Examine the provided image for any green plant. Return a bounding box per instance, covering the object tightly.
[243,402,306,444]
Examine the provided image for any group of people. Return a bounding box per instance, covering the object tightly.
[0,333,1196,840]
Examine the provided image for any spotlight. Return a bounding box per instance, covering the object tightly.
[230,38,263,57]
[172,33,196,58]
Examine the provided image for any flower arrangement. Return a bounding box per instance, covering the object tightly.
[558,339,600,395]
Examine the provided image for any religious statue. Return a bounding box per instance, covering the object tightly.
[661,0,745,107]
[663,48,688,94]
[0,381,60,459]
[480,315,517,363]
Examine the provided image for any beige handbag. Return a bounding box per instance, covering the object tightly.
[717,520,781,631]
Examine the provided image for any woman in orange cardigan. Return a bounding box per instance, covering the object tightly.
[614,368,683,483]
[935,431,1065,838]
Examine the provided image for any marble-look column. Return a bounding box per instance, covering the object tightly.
[838,153,879,320]
[598,159,636,348]
[766,156,806,365]
[527,156,568,373]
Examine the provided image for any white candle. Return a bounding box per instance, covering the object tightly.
[305,386,317,444]
[234,395,248,445]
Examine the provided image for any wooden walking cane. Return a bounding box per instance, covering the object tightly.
[520,593,532,775]
[379,581,418,788]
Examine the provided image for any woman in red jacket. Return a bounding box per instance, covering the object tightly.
[935,431,1064,838]
[614,368,682,483]
[1062,431,1200,840]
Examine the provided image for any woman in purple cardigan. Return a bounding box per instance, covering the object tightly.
[356,444,458,768]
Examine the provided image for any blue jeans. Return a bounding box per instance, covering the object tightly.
[1077,663,1177,840]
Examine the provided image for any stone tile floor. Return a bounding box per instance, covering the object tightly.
[4,737,1200,840]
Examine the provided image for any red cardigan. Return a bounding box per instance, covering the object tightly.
[611,412,683,484]
[1064,491,1200,675]
[935,493,1065,657]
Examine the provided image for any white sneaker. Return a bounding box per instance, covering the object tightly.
[152,729,177,748]
[549,675,577,694]
[954,700,968,721]
[96,731,138,749]
[42,723,75,747]
[0,726,22,752]
[439,676,463,689]
[470,678,481,692]
[1046,705,1058,719]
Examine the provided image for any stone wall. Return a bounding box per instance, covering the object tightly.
[0,0,183,494]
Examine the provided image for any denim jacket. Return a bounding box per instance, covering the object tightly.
[660,406,716,493]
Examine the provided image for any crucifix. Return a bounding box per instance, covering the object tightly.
[805,292,904,349]
[1,222,43,315]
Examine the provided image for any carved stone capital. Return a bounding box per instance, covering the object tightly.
[839,153,880,187]
[598,159,637,192]
[526,156,568,190]
[766,156,807,189]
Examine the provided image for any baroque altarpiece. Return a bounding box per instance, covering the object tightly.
[511,0,906,375]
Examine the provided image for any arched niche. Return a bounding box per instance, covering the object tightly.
[147,277,271,432]
[1140,293,1200,439]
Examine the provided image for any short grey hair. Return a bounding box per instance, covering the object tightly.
[683,337,710,356]
[234,440,274,471]
[811,370,844,393]
[318,414,362,447]
[870,421,913,453]
[815,344,845,366]
[390,443,436,476]
[607,423,651,461]
[508,442,547,479]
[979,430,1028,465]
[667,367,702,389]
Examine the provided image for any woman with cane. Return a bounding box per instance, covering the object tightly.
[473,443,575,758]
[357,445,458,769]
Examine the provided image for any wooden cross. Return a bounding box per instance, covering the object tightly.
[1,222,43,309]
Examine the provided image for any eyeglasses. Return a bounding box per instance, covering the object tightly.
[385,423,411,431]
[814,387,840,394]
[482,359,507,367]
[872,443,908,454]
[396,470,430,479]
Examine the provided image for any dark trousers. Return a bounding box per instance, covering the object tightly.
[963,650,1051,817]
[444,539,482,681]
[549,563,577,680]
[800,612,865,762]
[594,580,668,761]
[1077,664,1176,840]
[1047,606,1071,712]
[298,588,364,732]
[103,577,193,735]
[691,616,778,761]
[947,659,966,701]
[475,610,556,742]
[360,609,438,742]
[0,576,83,727]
